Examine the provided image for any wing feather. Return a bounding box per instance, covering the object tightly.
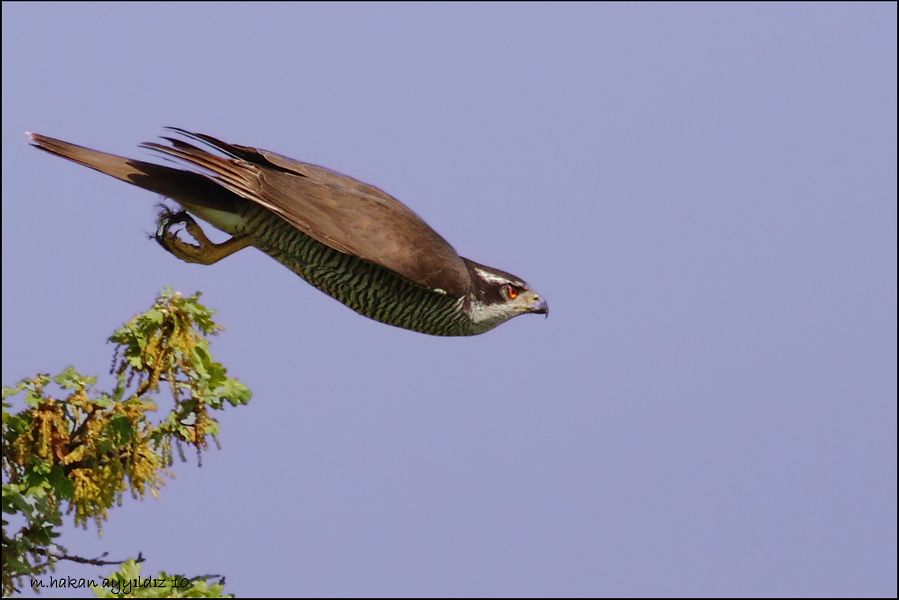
[150,129,472,297]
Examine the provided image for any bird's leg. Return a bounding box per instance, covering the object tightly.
[155,207,253,265]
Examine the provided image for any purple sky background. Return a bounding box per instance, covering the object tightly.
[2,3,896,597]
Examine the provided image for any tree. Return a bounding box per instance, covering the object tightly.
[2,288,250,597]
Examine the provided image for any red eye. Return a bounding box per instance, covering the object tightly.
[506,285,518,300]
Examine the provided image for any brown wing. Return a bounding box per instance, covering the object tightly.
[145,129,472,298]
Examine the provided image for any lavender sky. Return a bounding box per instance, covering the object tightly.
[3,3,896,597]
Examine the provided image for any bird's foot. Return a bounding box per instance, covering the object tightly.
[155,207,252,265]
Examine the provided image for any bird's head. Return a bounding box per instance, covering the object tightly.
[461,260,548,334]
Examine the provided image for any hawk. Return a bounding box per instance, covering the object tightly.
[28,130,547,336]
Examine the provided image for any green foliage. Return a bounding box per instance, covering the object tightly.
[1,288,249,596]
[90,559,231,598]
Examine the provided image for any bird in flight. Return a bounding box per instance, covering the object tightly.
[28,129,547,336]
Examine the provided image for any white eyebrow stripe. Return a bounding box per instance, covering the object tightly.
[473,266,514,286]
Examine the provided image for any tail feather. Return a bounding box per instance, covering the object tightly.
[27,132,237,211]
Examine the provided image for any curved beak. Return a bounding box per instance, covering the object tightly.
[529,294,548,317]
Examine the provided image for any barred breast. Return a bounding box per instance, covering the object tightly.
[240,204,476,336]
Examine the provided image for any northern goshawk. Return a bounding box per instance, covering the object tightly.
[28,130,547,336]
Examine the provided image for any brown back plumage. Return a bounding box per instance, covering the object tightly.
[144,129,473,297]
